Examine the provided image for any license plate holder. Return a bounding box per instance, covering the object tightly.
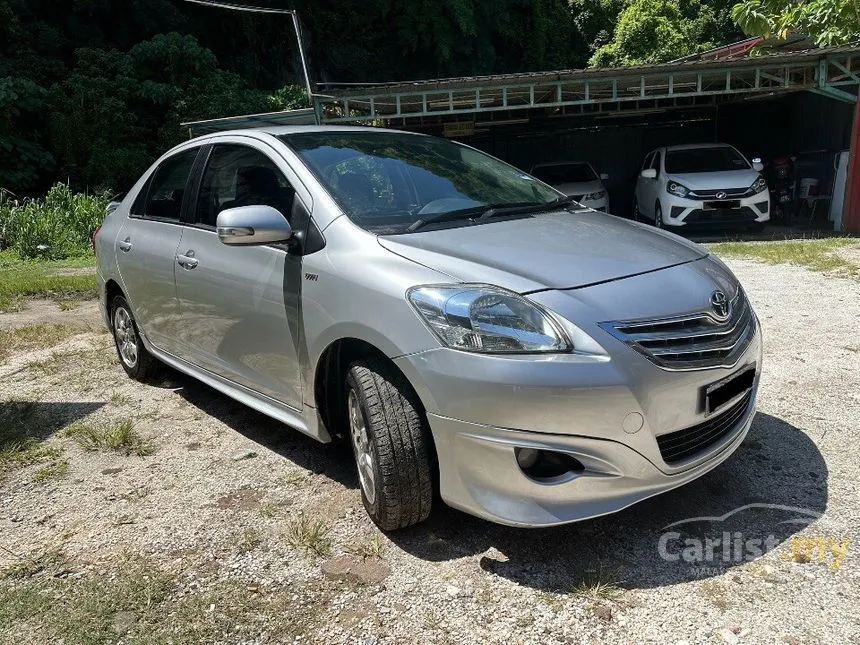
[703,365,756,415]
[704,200,741,210]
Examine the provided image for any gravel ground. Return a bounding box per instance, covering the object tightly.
[1,258,858,644]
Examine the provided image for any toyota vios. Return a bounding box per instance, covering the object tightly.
[95,126,762,530]
[634,143,770,230]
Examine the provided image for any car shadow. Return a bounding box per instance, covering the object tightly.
[0,400,107,446]
[159,373,827,590]
[386,412,828,590]
[169,372,359,491]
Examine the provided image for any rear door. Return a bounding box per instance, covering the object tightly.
[173,140,307,409]
[115,147,200,354]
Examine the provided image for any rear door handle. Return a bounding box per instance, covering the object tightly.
[118,238,132,252]
[177,250,198,269]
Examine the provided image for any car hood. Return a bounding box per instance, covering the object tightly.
[668,169,759,190]
[378,211,707,293]
[553,179,604,197]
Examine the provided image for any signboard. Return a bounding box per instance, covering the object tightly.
[443,121,475,138]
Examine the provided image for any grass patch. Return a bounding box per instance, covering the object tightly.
[1,547,67,580]
[570,566,625,602]
[31,459,69,483]
[710,237,860,277]
[286,516,332,557]
[0,557,325,643]
[0,401,63,475]
[347,534,387,560]
[0,249,97,313]
[0,323,82,362]
[65,420,154,456]
[56,299,81,311]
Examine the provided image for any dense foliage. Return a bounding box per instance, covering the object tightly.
[0,184,107,259]
[732,0,860,46]
[0,0,846,197]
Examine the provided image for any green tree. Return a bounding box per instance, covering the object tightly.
[732,0,860,46]
[589,0,727,66]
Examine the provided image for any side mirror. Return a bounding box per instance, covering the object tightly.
[599,173,609,181]
[641,168,657,179]
[752,161,764,172]
[216,205,293,246]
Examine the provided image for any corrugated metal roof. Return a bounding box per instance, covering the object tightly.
[318,45,860,97]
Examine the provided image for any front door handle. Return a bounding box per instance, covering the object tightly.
[118,238,132,252]
[177,250,198,269]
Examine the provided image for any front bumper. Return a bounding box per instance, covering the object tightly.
[394,316,762,527]
[664,192,770,227]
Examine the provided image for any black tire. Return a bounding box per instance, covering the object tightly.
[345,358,433,531]
[654,202,664,228]
[748,222,765,233]
[110,295,159,382]
[632,198,641,222]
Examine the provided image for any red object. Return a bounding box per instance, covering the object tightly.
[844,91,860,233]
[91,224,102,252]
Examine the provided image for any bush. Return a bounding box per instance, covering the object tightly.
[0,184,108,259]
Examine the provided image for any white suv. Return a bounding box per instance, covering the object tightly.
[634,144,770,230]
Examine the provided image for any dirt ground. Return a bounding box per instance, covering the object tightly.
[1,258,858,644]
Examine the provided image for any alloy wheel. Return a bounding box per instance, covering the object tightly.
[348,388,376,505]
[113,306,139,368]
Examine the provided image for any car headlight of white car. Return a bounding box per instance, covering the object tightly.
[408,284,572,353]
[748,176,768,195]
[666,181,691,198]
[583,190,605,201]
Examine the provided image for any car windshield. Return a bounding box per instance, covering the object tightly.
[665,147,750,174]
[280,131,561,233]
[531,163,597,185]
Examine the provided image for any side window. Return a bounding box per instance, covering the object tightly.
[134,148,198,221]
[196,144,296,228]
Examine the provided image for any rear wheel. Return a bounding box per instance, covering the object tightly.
[111,295,159,382]
[345,358,433,531]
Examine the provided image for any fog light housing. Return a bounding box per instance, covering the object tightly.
[515,447,584,481]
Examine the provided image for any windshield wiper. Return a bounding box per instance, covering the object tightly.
[406,197,574,233]
[477,196,575,220]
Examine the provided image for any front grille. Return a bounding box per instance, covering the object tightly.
[689,187,748,199]
[657,389,753,464]
[599,288,755,370]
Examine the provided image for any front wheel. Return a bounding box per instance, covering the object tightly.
[111,295,159,382]
[345,359,433,531]
[654,202,664,228]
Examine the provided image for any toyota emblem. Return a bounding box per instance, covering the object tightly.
[710,290,730,320]
[715,191,727,200]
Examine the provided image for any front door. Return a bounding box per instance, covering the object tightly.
[173,141,304,409]
[115,147,199,354]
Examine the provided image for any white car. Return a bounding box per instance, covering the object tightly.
[530,162,610,212]
[634,144,770,230]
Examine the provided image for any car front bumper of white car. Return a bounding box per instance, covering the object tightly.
[662,191,770,227]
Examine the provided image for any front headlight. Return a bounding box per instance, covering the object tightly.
[407,284,572,353]
[666,181,690,198]
[750,176,768,194]
[583,190,605,201]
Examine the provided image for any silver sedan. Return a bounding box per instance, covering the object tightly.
[94,126,762,530]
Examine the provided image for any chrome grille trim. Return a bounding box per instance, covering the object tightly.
[688,187,749,199]
[598,289,756,370]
